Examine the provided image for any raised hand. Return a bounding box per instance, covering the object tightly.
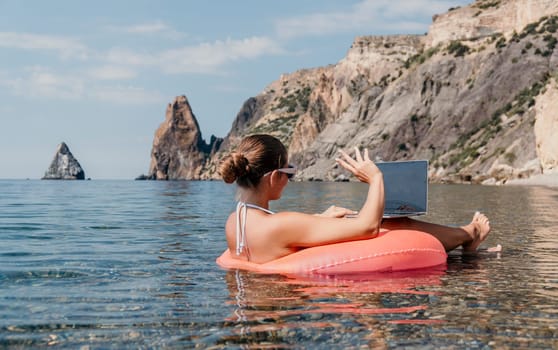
[336,147,382,184]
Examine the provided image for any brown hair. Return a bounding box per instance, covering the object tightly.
[219,134,287,187]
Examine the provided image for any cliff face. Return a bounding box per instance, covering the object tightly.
[426,0,558,47]
[534,79,558,173]
[300,11,558,184]
[148,0,558,184]
[42,142,85,180]
[147,95,222,180]
[199,35,423,180]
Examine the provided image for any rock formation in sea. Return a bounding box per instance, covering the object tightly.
[146,0,558,184]
[42,142,86,180]
[146,95,222,180]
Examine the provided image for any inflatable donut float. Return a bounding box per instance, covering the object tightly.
[217,230,447,275]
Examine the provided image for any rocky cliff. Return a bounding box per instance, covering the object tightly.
[146,95,222,180]
[426,0,558,47]
[148,0,558,184]
[42,142,85,180]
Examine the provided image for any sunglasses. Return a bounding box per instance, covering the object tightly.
[264,164,297,179]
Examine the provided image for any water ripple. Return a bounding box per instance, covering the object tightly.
[1,270,88,280]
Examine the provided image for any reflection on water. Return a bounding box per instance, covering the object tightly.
[222,270,446,349]
[227,269,445,318]
[0,181,557,348]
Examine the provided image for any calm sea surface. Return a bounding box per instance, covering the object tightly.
[0,180,557,349]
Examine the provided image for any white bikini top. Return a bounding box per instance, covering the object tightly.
[236,201,274,261]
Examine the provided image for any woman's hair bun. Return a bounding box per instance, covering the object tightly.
[220,152,251,184]
[219,134,288,187]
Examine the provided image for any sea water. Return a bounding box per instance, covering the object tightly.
[1,180,557,348]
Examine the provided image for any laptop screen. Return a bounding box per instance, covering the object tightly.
[376,160,428,217]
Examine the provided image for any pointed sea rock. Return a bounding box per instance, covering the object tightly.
[42,142,86,180]
[147,95,222,180]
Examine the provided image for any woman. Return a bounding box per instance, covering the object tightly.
[220,134,490,264]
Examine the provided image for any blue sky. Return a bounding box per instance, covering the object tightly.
[0,0,470,179]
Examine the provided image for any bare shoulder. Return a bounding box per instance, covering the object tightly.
[267,211,309,225]
[224,212,236,246]
[225,212,235,231]
[265,211,317,238]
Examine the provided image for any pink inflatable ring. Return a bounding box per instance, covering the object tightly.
[216,230,447,275]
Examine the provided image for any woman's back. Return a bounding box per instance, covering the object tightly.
[225,208,297,264]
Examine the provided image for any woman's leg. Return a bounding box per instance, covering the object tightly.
[381,212,490,252]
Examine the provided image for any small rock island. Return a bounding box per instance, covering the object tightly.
[42,142,86,180]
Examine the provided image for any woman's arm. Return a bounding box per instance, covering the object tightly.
[334,147,385,231]
[276,148,385,248]
[315,205,357,218]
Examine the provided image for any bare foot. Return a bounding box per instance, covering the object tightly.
[487,244,502,252]
[461,212,491,252]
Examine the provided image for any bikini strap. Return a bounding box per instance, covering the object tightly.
[235,202,274,259]
[244,203,274,215]
[235,202,249,258]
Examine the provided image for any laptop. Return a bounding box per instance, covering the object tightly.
[376,160,428,218]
